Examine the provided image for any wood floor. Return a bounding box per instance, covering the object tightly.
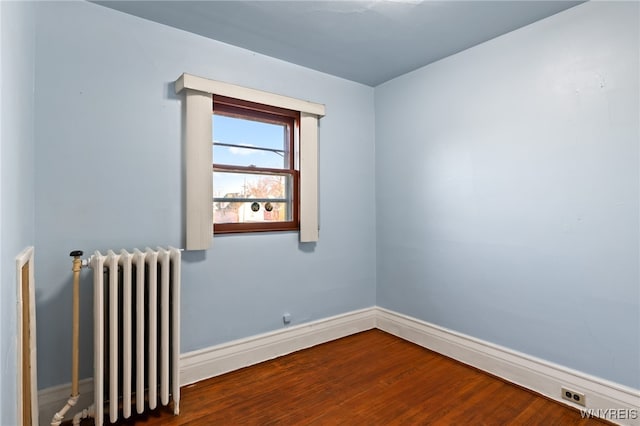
[92,330,609,425]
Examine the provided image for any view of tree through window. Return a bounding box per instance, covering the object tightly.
[212,96,299,233]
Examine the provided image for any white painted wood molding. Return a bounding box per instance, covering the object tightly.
[183,89,213,250]
[16,246,38,426]
[299,112,319,242]
[175,73,325,117]
[181,308,376,385]
[175,73,325,247]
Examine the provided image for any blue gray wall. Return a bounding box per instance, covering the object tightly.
[0,1,37,423]
[376,1,639,389]
[34,2,376,390]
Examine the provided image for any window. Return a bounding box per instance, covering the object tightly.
[175,73,324,250]
[212,96,300,233]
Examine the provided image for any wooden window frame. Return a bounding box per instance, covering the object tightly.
[213,95,301,234]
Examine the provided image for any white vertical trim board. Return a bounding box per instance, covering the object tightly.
[299,112,319,242]
[16,246,38,426]
[375,307,640,426]
[183,89,213,251]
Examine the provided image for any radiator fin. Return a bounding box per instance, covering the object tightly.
[91,247,181,425]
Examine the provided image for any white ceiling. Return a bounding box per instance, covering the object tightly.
[94,1,583,87]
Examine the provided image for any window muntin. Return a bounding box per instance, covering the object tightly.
[212,96,299,233]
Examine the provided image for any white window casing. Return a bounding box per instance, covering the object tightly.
[175,73,325,250]
[183,89,213,250]
[299,113,319,243]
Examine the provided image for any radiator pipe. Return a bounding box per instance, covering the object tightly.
[51,250,84,426]
[71,250,82,397]
[72,403,95,426]
[50,395,78,426]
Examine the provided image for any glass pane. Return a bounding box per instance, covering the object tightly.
[213,114,289,169]
[214,201,289,224]
[213,172,292,224]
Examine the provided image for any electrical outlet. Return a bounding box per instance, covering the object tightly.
[561,387,586,407]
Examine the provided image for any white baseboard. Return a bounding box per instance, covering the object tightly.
[180,307,378,386]
[38,306,639,426]
[375,307,640,426]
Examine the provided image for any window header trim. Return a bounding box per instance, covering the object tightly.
[175,73,325,117]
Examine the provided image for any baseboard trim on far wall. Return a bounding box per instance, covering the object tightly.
[374,307,640,426]
[180,307,378,386]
